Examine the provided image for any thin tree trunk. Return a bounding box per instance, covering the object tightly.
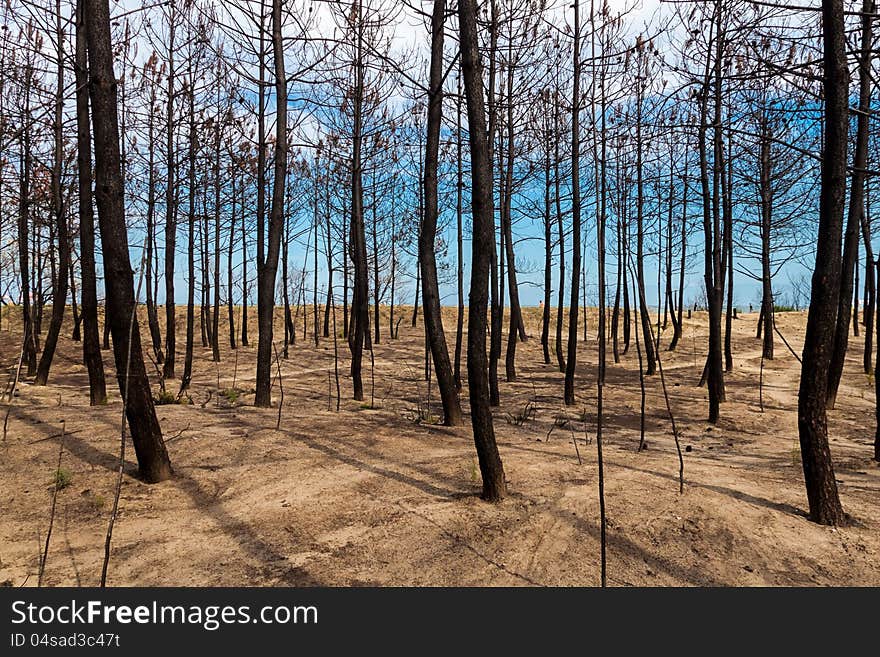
[564,0,582,406]
[554,94,565,372]
[459,0,506,501]
[145,68,163,365]
[162,11,177,380]
[454,75,465,389]
[84,0,172,482]
[634,41,656,377]
[255,0,287,407]
[18,63,37,377]
[421,0,462,426]
[541,111,552,365]
[347,0,370,402]
[35,0,69,386]
[228,165,237,350]
[181,66,196,392]
[862,201,874,374]
[670,162,688,351]
[759,114,774,360]
[74,0,106,404]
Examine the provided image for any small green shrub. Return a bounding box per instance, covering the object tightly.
[154,390,177,405]
[52,468,72,490]
[220,388,240,404]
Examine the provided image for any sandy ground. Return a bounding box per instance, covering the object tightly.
[0,305,878,587]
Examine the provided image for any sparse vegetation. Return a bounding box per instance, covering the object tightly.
[51,468,72,491]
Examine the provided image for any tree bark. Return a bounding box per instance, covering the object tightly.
[347,0,370,402]
[826,0,873,409]
[74,0,106,404]
[459,0,506,502]
[797,0,847,525]
[421,0,462,426]
[144,71,164,366]
[35,0,69,386]
[254,0,287,407]
[759,113,774,360]
[162,10,177,381]
[84,0,172,482]
[564,0,582,406]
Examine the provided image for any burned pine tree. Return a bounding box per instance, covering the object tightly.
[83,0,172,482]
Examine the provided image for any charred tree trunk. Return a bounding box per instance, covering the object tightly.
[541,111,552,365]
[74,0,106,404]
[145,71,164,365]
[454,75,465,389]
[699,0,726,423]
[254,0,287,407]
[502,17,526,383]
[875,256,879,461]
[211,112,221,363]
[18,64,37,377]
[634,42,656,377]
[862,203,874,374]
[554,95,566,372]
[459,0,506,501]
[35,0,69,386]
[181,68,196,392]
[759,114,774,360]
[84,0,172,482]
[70,257,81,342]
[826,0,873,410]
[797,0,847,525]
[228,166,237,350]
[347,0,370,402]
[162,13,177,381]
[487,0,501,406]
[420,0,462,426]
[670,163,688,351]
[564,0,582,406]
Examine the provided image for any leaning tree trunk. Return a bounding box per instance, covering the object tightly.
[797,0,847,525]
[459,0,507,502]
[420,0,462,426]
[84,0,171,482]
[35,0,69,386]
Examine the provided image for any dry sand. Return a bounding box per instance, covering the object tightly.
[1,307,878,586]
